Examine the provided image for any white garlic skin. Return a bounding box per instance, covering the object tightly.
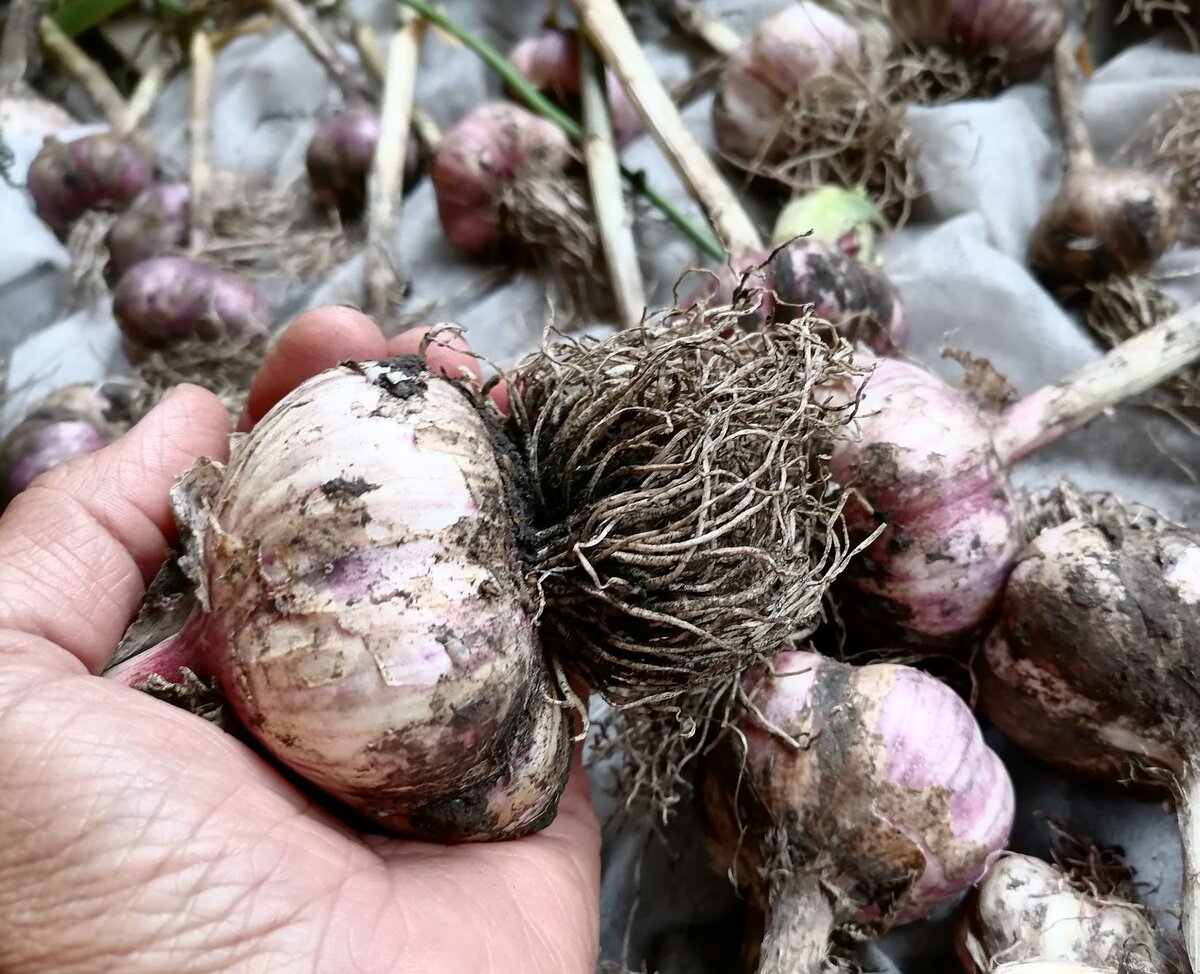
[196,358,571,840]
[962,854,1162,972]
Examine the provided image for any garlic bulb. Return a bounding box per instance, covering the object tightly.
[113,256,272,362]
[714,3,866,164]
[888,0,1066,81]
[831,356,1024,641]
[305,107,422,216]
[26,132,155,233]
[182,358,571,839]
[106,182,190,278]
[959,854,1163,973]
[431,102,573,253]
[703,650,1014,974]
[702,237,908,353]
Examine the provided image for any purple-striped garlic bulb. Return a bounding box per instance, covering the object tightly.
[175,357,571,839]
[888,0,1066,81]
[713,3,867,164]
[701,237,908,353]
[509,29,642,146]
[831,356,1024,643]
[957,854,1163,973]
[113,256,272,362]
[106,181,190,277]
[431,102,573,253]
[0,382,136,501]
[26,132,155,232]
[305,106,422,216]
[703,650,1014,974]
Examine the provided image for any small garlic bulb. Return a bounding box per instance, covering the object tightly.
[888,0,1066,80]
[959,854,1162,973]
[714,3,866,163]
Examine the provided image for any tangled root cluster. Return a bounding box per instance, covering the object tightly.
[719,72,919,221]
[510,301,868,706]
[1129,89,1200,216]
[1085,275,1200,410]
[497,168,609,319]
[886,45,1006,106]
[1020,479,1175,542]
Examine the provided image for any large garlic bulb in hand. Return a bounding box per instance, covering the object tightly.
[181,358,572,839]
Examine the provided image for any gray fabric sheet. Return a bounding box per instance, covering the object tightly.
[2,2,1198,971]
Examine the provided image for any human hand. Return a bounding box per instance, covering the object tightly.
[0,307,600,974]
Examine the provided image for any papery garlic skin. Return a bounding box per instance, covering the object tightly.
[889,0,1066,81]
[831,357,1024,641]
[305,107,422,216]
[432,102,573,253]
[192,358,571,839]
[960,854,1162,972]
[704,651,1014,938]
[714,3,866,163]
[980,519,1197,781]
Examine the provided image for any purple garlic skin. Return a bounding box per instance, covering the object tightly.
[305,107,422,216]
[4,420,109,497]
[0,383,126,502]
[704,238,908,353]
[889,0,1066,81]
[186,358,571,840]
[831,357,1023,643]
[106,181,190,277]
[980,518,1199,782]
[113,256,272,362]
[432,102,573,253]
[957,853,1162,973]
[27,132,156,232]
[704,650,1013,933]
[714,3,866,163]
[508,29,643,147]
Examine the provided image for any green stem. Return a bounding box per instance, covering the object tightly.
[51,0,138,38]
[397,0,724,260]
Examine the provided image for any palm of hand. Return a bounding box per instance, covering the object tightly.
[0,311,600,974]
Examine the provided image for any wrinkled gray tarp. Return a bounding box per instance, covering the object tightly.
[2,1,1199,971]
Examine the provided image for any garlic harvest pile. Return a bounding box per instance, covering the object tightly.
[177,357,572,838]
[702,650,1014,974]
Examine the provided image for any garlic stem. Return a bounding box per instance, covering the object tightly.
[38,16,127,130]
[104,611,205,685]
[992,299,1200,464]
[1052,32,1094,172]
[187,30,214,253]
[123,57,167,132]
[580,35,645,329]
[0,0,47,93]
[350,20,441,149]
[573,0,762,256]
[267,0,367,103]
[396,0,724,258]
[1180,768,1200,973]
[363,14,419,317]
[669,0,741,57]
[757,873,833,974]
